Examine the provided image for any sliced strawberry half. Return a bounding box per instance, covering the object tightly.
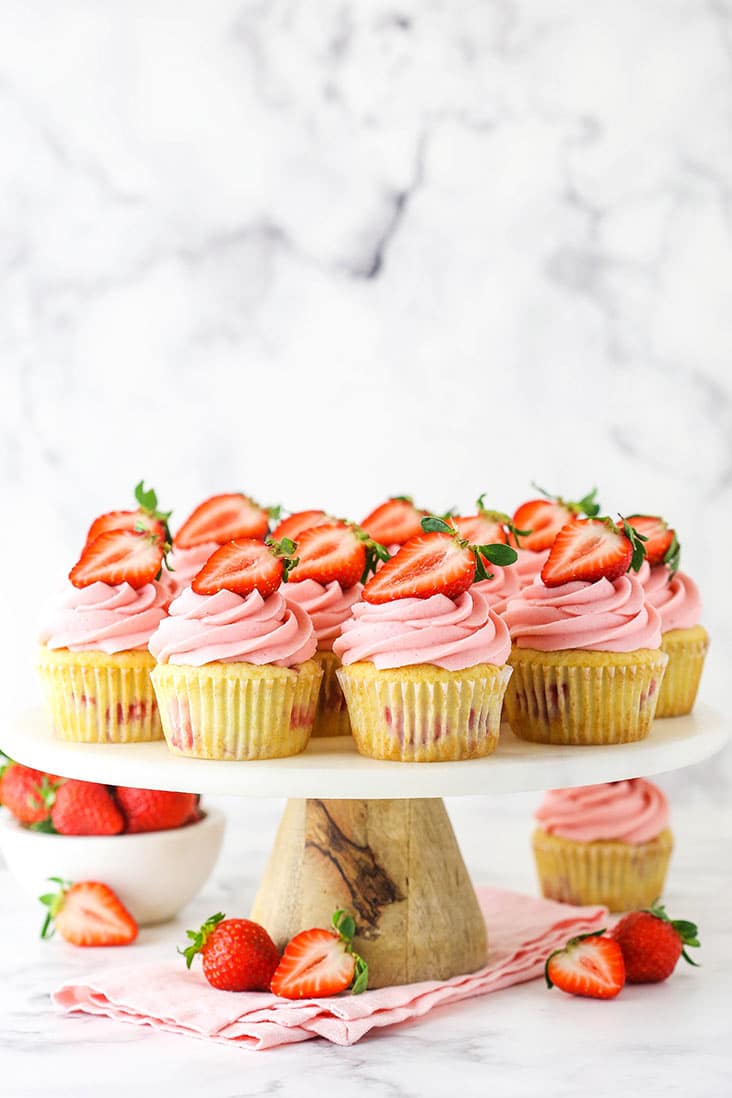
[40,879,138,947]
[361,497,427,546]
[192,538,295,598]
[363,531,476,603]
[541,518,635,587]
[512,499,578,551]
[271,509,330,542]
[270,910,368,999]
[452,514,508,545]
[85,481,172,547]
[175,493,270,548]
[625,515,679,569]
[545,931,625,999]
[70,529,165,589]
[288,522,368,588]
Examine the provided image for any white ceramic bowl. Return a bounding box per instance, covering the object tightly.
[0,807,226,926]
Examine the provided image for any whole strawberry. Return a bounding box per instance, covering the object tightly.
[0,763,59,826]
[115,787,198,833]
[612,903,700,983]
[180,913,280,992]
[51,780,124,836]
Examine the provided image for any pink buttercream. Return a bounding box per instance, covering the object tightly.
[283,580,362,651]
[637,563,702,632]
[166,543,220,597]
[148,587,316,668]
[333,589,511,671]
[473,563,522,615]
[40,582,168,654]
[513,548,550,588]
[503,574,662,652]
[535,780,669,843]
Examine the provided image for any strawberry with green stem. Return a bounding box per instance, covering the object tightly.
[625,515,681,573]
[612,902,700,983]
[513,485,601,551]
[39,878,138,946]
[545,930,625,1000]
[191,536,298,597]
[70,528,168,589]
[86,481,172,547]
[180,912,280,992]
[452,493,531,548]
[175,493,273,548]
[288,521,389,588]
[270,910,368,999]
[361,496,428,547]
[540,515,647,588]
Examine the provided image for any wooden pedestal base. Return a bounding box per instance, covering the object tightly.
[251,798,487,989]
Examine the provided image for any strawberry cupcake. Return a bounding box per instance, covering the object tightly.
[38,528,169,743]
[511,486,601,588]
[532,779,673,911]
[168,493,271,597]
[629,515,709,717]
[283,521,386,738]
[335,519,515,762]
[502,517,668,745]
[149,539,322,760]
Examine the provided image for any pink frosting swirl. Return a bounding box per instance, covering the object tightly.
[535,779,670,843]
[333,589,511,670]
[503,574,662,652]
[40,582,168,654]
[166,543,219,597]
[637,563,702,632]
[283,580,362,651]
[513,548,550,588]
[473,563,522,615]
[148,587,316,668]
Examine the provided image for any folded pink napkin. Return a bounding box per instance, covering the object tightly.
[53,887,606,1049]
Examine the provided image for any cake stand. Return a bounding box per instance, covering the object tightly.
[4,704,729,989]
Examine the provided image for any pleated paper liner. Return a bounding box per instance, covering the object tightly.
[337,661,512,762]
[654,625,709,718]
[532,827,673,912]
[37,646,163,743]
[311,649,352,738]
[504,646,669,745]
[151,658,323,760]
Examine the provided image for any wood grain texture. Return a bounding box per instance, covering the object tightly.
[251,797,487,988]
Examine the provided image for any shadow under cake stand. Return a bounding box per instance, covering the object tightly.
[5,704,729,989]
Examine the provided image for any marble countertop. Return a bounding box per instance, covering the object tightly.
[1,793,730,1097]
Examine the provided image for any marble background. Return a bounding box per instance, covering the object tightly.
[1,0,731,790]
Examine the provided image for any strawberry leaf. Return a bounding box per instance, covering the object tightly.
[421,516,454,535]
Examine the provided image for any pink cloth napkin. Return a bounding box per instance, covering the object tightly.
[52,887,606,1049]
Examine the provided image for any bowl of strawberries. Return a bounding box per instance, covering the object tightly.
[0,758,225,926]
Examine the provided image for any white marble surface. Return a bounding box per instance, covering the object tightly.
[0,792,730,1097]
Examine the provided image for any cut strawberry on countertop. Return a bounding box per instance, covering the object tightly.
[612,903,700,983]
[287,521,380,588]
[40,879,138,947]
[625,515,680,571]
[512,486,600,551]
[69,529,165,589]
[270,910,368,999]
[361,497,427,547]
[115,787,199,833]
[175,493,270,548]
[181,913,280,992]
[85,481,172,547]
[545,931,625,1000]
[540,517,646,587]
[271,509,330,542]
[191,537,296,598]
[50,780,125,836]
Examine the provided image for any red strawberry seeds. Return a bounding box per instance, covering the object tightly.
[612,904,700,983]
[181,913,280,992]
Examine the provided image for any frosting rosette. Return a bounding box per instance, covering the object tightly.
[637,563,702,632]
[513,548,550,588]
[503,574,662,652]
[473,563,521,615]
[148,587,316,668]
[283,579,362,650]
[535,779,670,844]
[40,582,168,654]
[333,589,511,671]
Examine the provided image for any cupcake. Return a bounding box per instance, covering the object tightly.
[502,517,668,745]
[149,539,322,760]
[283,521,378,738]
[38,528,169,743]
[532,779,673,911]
[511,486,601,588]
[629,515,708,717]
[168,492,271,597]
[335,519,514,762]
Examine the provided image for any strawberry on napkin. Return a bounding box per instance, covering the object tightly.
[52,887,606,1049]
